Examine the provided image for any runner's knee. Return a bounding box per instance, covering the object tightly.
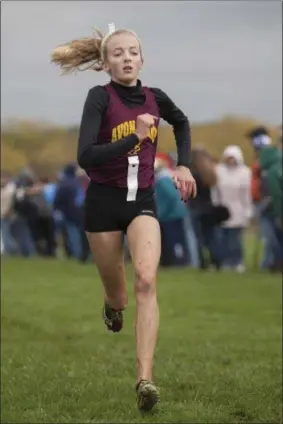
[135,266,156,297]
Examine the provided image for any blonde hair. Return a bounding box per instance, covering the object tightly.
[51,28,142,75]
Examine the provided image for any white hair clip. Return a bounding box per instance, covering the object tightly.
[100,22,116,62]
[108,23,116,35]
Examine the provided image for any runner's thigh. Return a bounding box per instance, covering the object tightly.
[86,231,126,295]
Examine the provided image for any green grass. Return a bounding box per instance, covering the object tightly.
[1,258,282,423]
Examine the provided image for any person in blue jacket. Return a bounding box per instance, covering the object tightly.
[54,163,83,259]
[154,158,189,266]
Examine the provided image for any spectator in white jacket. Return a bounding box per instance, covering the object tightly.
[211,145,252,272]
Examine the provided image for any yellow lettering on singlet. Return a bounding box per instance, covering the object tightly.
[123,121,129,137]
[111,127,117,142]
[117,123,124,140]
[111,120,135,142]
[129,120,136,134]
[129,140,142,155]
[147,126,158,142]
[111,120,158,146]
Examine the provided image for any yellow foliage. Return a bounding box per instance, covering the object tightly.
[1,143,28,172]
[158,116,278,165]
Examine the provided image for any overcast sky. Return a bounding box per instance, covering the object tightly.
[1,1,282,126]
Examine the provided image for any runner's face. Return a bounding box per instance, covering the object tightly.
[104,32,143,86]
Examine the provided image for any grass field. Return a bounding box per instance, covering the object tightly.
[1,258,282,423]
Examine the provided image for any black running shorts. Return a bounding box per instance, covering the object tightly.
[84,182,158,233]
